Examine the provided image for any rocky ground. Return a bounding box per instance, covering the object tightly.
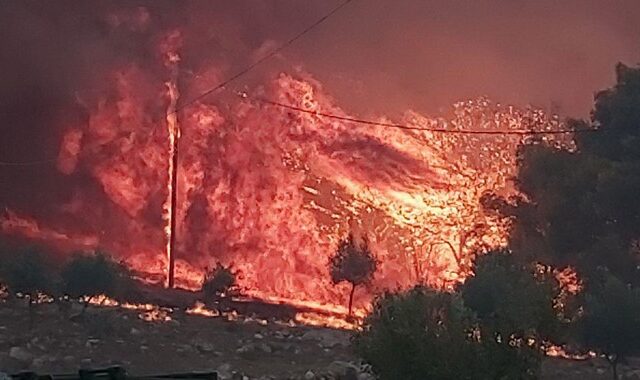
[0,300,637,379]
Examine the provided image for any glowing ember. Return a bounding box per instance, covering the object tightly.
[546,345,596,361]
[87,294,120,307]
[87,294,173,322]
[294,311,360,330]
[556,267,582,294]
[240,291,368,320]
[139,308,173,322]
[186,301,220,317]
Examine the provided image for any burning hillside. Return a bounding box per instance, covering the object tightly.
[0,6,569,313]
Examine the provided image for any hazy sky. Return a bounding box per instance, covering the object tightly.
[1,0,639,170]
[284,0,640,117]
[3,1,640,112]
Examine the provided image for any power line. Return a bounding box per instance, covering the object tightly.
[248,95,597,136]
[0,158,57,167]
[171,0,354,115]
[0,0,354,167]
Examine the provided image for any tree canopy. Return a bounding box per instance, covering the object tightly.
[0,246,55,298]
[490,64,640,285]
[61,251,132,301]
[576,271,640,379]
[330,234,377,316]
[355,285,543,380]
[460,250,560,344]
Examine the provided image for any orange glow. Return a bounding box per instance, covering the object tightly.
[87,294,173,322]
[546,345,596,360]
[186,301,220,317]
[0,20,573,315]
[556,267,582,294]
[294,311,360,330]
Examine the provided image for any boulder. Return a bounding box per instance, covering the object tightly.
[301,330,350,348]
[327,361,360,380]
[9,347,32,364]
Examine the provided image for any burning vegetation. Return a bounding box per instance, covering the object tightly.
[0,13,572,313]
[2,2,640,379]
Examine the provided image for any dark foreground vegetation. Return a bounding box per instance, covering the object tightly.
[352,64,640,380]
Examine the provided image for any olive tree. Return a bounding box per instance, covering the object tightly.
[329,234,377,317]
[576,272,640,380]
[61,251,133,313]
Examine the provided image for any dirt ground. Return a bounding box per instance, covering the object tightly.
[0,300,636,379]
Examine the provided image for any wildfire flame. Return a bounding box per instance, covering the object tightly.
[0,13,572,314]
[87,294,173,322]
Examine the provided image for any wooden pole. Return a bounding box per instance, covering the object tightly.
[168,131,179,288]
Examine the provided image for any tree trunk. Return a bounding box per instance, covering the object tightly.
[57,297,71,319]
[81,295,93,315]
[28,298,35,330]
[348,283,356,317]
[608,354,619,380]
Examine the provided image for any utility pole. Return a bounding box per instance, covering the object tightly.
[165,54,180,289]
[167,124,179,288]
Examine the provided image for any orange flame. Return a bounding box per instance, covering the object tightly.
[0,20,573,314]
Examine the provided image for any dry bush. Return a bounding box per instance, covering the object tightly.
[202,263,236,299]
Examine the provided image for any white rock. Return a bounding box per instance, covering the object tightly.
[327,361,360,379]
[301,329,349,348]
[259,343,272,353]
[195,341,215,353]
[31,357,45,368]
[9,347,32,363]
[304,370,315,380]
[217,363,232,380]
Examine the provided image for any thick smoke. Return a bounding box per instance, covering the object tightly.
[2,0,639,163]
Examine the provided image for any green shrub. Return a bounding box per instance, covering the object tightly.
[460,250,560,344]
[0,246,56,328]
[0,246,55,299]
[355,287,479,380]
[61,251,133,303]
[576,272,640,380]
[355,286,542,380]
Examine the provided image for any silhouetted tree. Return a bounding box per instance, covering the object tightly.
[576,272,640,380]
[460,250,561,346]
[0,246,55,327]
[354,286,541,380]
[459,251,563,377]
[202,262,236,299]
[61,251,133,313]
[487,64,640,285]
[330,234,377,317]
